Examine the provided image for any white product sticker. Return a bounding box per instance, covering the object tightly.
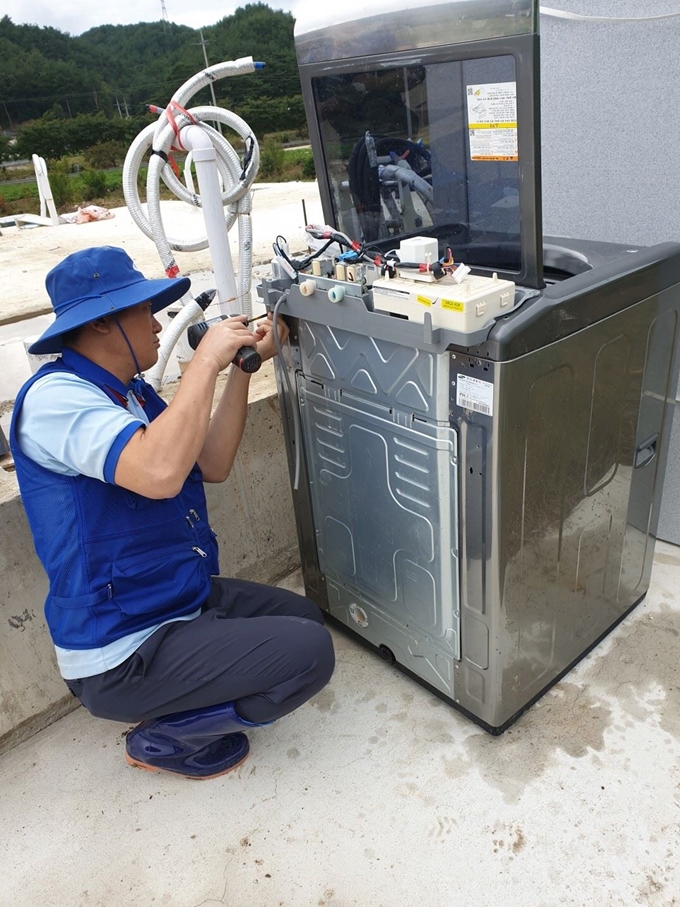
[456,374,494,416]
[466,81,518,162]
[374,286,410,299]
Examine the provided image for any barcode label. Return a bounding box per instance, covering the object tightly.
[456,374,493,416]
[458,396,491,415]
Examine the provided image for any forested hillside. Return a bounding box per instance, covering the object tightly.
[0,4,304,161]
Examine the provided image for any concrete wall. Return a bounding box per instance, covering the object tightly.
[540,3,680,246]
[539,4,680,544]
[0,367,300,754]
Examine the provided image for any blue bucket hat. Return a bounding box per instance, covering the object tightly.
[28,246,191,355]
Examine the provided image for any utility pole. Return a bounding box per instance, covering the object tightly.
[196,30,222,134]
[1,100,12,129]
[116,96,123,118]
[160,0,169,29]
[123,97,130,118]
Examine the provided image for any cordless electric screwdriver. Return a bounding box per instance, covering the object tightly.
[186,290,263,373]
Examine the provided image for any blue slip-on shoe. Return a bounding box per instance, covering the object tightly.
[126,727,249,780]
[125,701,269,780]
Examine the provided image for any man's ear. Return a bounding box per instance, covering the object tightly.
[88,316,114,336]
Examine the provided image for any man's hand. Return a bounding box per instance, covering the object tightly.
[196,316,258,372]
[253,314,289,362]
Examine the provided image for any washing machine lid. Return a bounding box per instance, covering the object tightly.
[294,1,543,289]
[294,0,538,65]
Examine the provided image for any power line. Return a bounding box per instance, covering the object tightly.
[3,76,214,105]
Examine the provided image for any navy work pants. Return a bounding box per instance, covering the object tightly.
[65,578,335,725]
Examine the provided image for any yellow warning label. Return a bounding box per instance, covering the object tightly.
[468,122,517,130]
[442,299,464,311]
[416,294,433,307]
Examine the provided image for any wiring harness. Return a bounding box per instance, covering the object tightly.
[272,224,465,282]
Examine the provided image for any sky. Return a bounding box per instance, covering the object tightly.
[2,0,304,35]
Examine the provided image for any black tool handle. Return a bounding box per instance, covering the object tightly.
[233,346,262,373]
[186,321,262,373]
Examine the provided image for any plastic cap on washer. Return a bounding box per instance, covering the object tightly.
[328,286,345,303]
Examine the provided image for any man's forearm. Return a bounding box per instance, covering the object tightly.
[115,352,222,497]
[197,365,251,482]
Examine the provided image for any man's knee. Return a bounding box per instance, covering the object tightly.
[295,618,335,691]
[275,588,326,624]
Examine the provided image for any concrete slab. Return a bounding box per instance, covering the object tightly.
[0,183,323,326]
[0,180,323,411]
[1,549,679,907]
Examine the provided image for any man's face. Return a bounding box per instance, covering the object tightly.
[115,301,162,372]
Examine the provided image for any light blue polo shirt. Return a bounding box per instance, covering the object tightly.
[18,372,201,679]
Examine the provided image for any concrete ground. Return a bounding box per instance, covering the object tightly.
[1,552,680,907]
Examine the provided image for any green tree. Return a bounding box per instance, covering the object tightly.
[80,169,108,200]
[0,6,308,146]
[15,113,69,159]
[48,160,74,207]
[16,111,155,160]
[0,131,12,163]
[259,137,285,178]
[83,140,128,168]
[237,95,306,137]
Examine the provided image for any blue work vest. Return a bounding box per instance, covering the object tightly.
[10,349,219,650]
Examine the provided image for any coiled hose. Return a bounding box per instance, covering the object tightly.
[122,57,262,389]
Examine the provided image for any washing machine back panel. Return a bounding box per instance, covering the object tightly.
[298,372,460,686]
[298,318,451,421]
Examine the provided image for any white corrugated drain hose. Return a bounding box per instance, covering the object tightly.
[122,57,262,389]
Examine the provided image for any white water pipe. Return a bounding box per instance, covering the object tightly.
[147,297,206,389]
[183,151,224,199]
[122,57,262,389]
[180,124,238,314]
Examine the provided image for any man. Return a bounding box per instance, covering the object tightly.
[10,246,335,780]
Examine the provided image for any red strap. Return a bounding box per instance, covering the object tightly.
[104,387,129,408]
[168,154,180,178]
[164,100,197,152]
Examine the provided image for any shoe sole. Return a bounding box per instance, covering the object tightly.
[124,749,250,780]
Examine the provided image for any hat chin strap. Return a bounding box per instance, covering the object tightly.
[113,317,143,381]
